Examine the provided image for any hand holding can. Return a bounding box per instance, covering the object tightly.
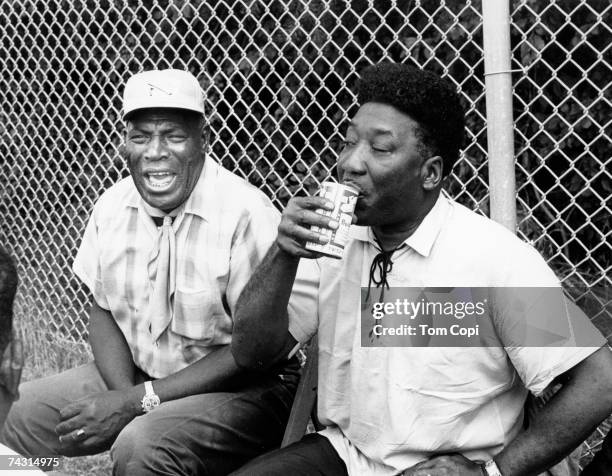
[305,182,358,259]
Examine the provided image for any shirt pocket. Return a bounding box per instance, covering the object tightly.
[171,287,231,345]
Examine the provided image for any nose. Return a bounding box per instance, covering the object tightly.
[338,142,367,178]
[144,135,168,161]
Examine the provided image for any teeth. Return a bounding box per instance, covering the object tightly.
[147,172,174,188]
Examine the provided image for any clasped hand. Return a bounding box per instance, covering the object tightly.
[55,390,136,454]
[401,453,484,476]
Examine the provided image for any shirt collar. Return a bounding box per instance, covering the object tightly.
[126,156,217,221]
[349,192,451,257]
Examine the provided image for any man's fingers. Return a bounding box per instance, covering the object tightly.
[279,220,332,246]
[291,196,334,211]
[59,403,82,421]
[58,427,87,445]
[287,208,338,231]
[404,456,447,472]
[277,195,344,258]
[416,454,457,469]
[295,208,338,227]
[56,415,84,436]
[277,237,327,259]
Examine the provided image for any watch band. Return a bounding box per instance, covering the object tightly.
[141,380,160,413]
[483,459,503,476]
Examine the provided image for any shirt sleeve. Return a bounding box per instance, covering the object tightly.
[72,208,110,310]
[225,202,281,316]
[287,257,320,345]
[496,243,606,396]
[225,199,319,347]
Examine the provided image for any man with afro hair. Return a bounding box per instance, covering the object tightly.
[230,62,612,476]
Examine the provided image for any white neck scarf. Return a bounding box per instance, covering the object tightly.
[144,204,178,342]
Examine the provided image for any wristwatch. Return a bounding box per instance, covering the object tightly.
[482,459,503,476]
[141,380,160,413]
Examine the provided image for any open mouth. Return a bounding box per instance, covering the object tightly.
[145,171,177,190]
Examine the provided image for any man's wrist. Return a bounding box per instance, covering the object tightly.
[273,240,302,262]
[123,384,149,416]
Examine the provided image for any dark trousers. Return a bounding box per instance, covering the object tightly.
[230,433,349,476]
[1,361,298,476]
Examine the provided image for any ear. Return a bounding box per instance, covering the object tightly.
[120,126,129,159]
[200,123,210,155]
[421,155,443,191]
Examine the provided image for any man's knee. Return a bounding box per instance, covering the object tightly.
[230,434,348,476]
[1,379,62,455]
[111,417,192,476]
[3,365,107,457]
[111,421,152,475]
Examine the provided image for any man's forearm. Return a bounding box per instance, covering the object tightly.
[89,302,137,390]
[138,345,246,405]
[232,242,301,370]
[85,319,260,427]
[495,346,612,476]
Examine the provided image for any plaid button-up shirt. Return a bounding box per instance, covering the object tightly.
[73,159,280,378]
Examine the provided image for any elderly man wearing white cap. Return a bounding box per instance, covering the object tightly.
[1,69,300,475]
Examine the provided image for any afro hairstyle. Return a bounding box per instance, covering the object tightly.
[356,62,466,177]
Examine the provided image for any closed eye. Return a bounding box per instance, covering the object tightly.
[129,135,148,144]
[371,141,394,153]
[167,135,188,142]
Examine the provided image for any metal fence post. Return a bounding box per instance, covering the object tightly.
[482,0,517,232]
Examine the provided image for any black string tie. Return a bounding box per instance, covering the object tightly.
[365,238,402,304]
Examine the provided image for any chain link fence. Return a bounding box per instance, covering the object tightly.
[511,1,611,342]
[0,0,610,461]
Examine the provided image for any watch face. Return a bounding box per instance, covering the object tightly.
[142,395,161,412]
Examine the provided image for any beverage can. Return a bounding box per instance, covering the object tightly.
[305,181,359,259]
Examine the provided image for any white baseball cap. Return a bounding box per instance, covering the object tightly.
[122,69,205,119]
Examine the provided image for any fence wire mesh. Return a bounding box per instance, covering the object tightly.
[0,0,610,461]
